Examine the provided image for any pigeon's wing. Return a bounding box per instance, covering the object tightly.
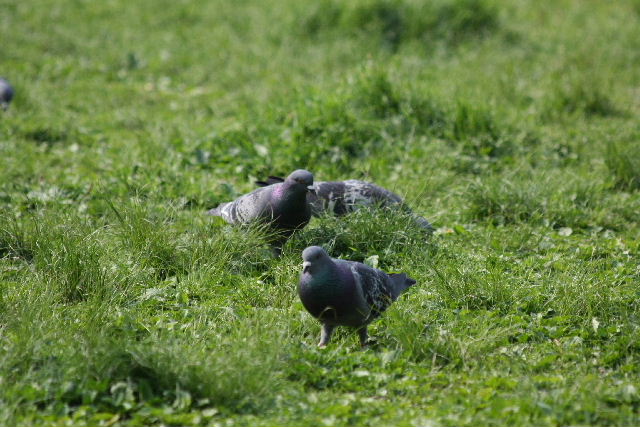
[206,202,233,221]
[267,176,285,184]
[207,186,274,224]
[346,261,395,320]
[387,273,416,299]
[313,181,347,215]
[313,180,405,216]
[412,215,434,232]
[342,181,434,231]
[255,176,285,187]
[342,180,403,209]
[346,261,416,319]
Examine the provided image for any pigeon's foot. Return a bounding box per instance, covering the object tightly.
[357,326,369,347]
[360,338,379,348]
[317,323,334,348]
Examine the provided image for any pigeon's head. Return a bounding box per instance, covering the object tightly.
[301,245,330,274]
[286,169,315,193]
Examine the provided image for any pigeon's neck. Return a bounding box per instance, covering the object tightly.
[271,182,308,216]
[307,260,352,294]
[273,182,308,208]
[309,263,339,286]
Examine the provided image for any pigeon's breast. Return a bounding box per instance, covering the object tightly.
[270,187,311,230]
[299,266,366,326]
[300,263,371,327]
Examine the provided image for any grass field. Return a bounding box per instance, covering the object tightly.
[1,0,640,425]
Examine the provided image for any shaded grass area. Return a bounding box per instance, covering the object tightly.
[1,0,640,425]
[300,0,499,49]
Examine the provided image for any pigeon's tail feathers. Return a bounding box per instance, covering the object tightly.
[206,206,222,216]
[388,273,416,300]
[206,202,231,220]
[413,215,434,233]
[255,176,285,187]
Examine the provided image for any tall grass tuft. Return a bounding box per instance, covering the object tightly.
[0,214,36,261]
[128,311,289,412]
[464,170,605,228]
[107,200,187,280]
[292,207,434,269]
[300,0,499,49]
[349,66,402,118]
[282,94,377,172]
[387,308,518,366]
[20,216,115,303]
[448,101,510,158]
[605,140,640,191]
[543,76,620,120]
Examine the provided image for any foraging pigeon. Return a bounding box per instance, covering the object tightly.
[298,246,416,347]
[0,78,14,110]
[256,177,433,231]
[207,169,315,251]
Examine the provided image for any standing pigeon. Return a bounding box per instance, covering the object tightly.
[0,78,14,110]
[257,177,433,231]
[298,246,416,347]
[207,169,315,252]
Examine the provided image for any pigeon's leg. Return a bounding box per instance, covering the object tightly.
[318,324,334,348]
[357,326,369,347]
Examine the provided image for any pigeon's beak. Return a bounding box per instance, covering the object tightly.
[302,261,312,274]
[307,185,316,194]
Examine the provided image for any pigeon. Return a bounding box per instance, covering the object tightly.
[0,78,14,110]
[256,177,433,231]
[207,169,315,252]
[298,246,416,347]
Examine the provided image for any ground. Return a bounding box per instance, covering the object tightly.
[0,0,639,425]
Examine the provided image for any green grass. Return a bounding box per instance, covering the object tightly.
[1,0,640,425]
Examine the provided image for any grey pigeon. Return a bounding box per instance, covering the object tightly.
[298,246,416,347]
[0,78,14,110]
[257,177,433,231]
[207,169,315,252]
